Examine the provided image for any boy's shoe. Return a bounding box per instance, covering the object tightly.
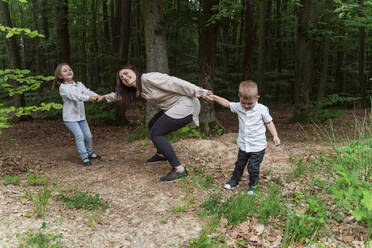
[82,158,91,166]
[160,168,188,181]
[89,153,101,160]
[247,186,256,196]
[146,154,167,164]
[224,179,239,190]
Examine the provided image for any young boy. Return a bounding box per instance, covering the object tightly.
[212,80,280,195]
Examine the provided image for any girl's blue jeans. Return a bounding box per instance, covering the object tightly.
[64,120,93,160]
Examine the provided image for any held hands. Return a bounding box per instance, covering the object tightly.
[203,90,214,102]
[89,95,105,103]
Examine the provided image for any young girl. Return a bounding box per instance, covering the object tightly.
[54,63,101,166]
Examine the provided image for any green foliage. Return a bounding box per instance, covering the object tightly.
[56,192,111,211]
[0,69,53,96]
[256,184,284,224]
[201,192,256,226]
[2,175,20,185]
[281,210,319,248]
[167,125,204,143]
[16,222,63,248]
[33,186,52,217]
[126,119,149,143]
[0,24,44,38]
[0,69,62,134]
[26,172,48,186]
[185,216,227,248]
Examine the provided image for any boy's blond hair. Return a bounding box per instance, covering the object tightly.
[239,80,258,99]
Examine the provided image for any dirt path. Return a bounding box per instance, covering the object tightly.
[0,109,367,247]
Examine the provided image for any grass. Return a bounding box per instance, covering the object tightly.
[16,222,62,248]
[56,191,111,211]
[2,175,20,185]
[33,186,52,217]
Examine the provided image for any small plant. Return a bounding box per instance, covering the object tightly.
[57,191,111,211]
[140,141,150,151]
[256,183,284,224]
[16,222,63,248]
[222,192,256,226]
[281,210,317,247]
[26,172,48,186]
[33,186,52,217]
[2,175,20,185]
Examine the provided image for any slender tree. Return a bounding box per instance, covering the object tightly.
[258,0,266,98]
[119,0,131,64]
[115,0,132,125]
[317,0,333,101]
[358,0,367,108]
[198,0,219,132]
[0,1,26,107]
[32,0,43,75]
[243,0,254,80]
[56,0,70,63]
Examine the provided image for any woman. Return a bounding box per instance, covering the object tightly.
[99,65,213,181]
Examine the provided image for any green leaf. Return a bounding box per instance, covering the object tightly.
[5,32,14,38]
[361,190,372,211]
[352,208,367,221]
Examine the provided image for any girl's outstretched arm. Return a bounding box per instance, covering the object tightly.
[211,94,230,108]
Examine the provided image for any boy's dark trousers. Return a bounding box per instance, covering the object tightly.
[231,149,266,187]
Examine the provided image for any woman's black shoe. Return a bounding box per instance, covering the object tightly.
[160,168,188,181]
[146,154,167,164]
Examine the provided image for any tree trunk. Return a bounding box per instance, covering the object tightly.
[32,0,43,75]
[41,0,50,73]
[112,0,121,53]
[317,0,333,101]
[81,0,88,83]
[88,0,99,87]
[243,0,254,80]
[102,0,110,43]
[275,0,281,102]
[294,0,319,120]
[56,0,70,63]
[198,0,219,133]
[143,0,169,123]
[0,1,25,107]
[116,0,132,125]
[358,0,367,108]
[258,0,266,98]
[119,0,131,64]
[335,36,344,93]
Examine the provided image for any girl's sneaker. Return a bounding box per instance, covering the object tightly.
[82,158,91,166]
[224,179,238,190]
[89,153,101,160]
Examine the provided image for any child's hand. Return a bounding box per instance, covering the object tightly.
[273,136,280,146]
[96,95,105,102]
[89,96,98,102]
[203,90,214,102]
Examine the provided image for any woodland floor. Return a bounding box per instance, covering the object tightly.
[0,108,370,248]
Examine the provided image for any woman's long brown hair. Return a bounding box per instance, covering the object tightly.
[115,65,143,108]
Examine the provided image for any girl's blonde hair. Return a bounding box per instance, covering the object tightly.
[53,63,70,88]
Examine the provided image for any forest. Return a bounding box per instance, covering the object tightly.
[0,0,371,247]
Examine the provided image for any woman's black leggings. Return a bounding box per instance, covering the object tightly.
[148,111,192,167]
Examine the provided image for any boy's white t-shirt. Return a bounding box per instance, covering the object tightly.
[230,102,273,153]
